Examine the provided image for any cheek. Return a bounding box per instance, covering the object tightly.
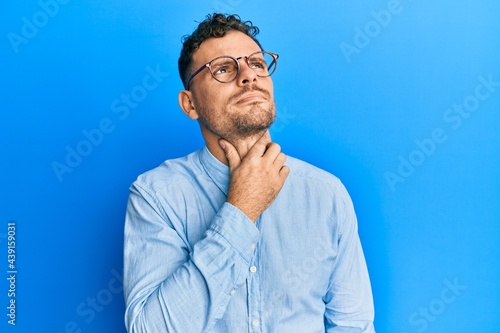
[193,87,215,107]
[207,87,231,107]
[263,79,274,97]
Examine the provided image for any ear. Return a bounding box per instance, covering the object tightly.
[178,90,199,120]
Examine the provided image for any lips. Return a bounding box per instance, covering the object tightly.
[236,92,266,104]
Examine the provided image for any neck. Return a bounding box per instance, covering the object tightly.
[200,125,269,165]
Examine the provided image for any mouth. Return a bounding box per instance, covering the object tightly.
[235,93,267,104]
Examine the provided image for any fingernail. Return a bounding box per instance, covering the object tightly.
[219,140,226,150]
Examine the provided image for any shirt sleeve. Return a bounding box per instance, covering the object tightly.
[123,182,259,333]
[323,182,376,332]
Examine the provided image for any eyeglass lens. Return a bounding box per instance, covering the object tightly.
[210,52,277,83]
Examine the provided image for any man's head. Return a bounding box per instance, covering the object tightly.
[178,13,262,90]
[177,13,277,143]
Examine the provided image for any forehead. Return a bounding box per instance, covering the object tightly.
[192,30,262,66]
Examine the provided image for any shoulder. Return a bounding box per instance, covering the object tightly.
[284,155,353,205]
[285,155,343,189]
[282,155,357,237]
[131,149,205,195]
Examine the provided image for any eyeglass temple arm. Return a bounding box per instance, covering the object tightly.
[268,54,278,71]
[186,63,210,90]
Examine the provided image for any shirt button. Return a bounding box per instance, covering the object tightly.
[252,319,259,327]
[250,266,257,273]
[230,290,236,296]
[250,243,256,251]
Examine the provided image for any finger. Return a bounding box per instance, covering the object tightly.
[219,139,241,170]
[273,152,287,167]
[279,165,290,180]
[262,130,271,143]
[262,143,282,162]
[247,131,272,158]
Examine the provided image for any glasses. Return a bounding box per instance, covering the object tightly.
[186,51,279,90]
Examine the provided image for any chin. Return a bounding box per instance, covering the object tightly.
[236,113,275,137]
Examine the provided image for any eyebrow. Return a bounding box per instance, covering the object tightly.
[213,59,235,66]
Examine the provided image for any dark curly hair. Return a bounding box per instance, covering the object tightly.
[178,13,263,89]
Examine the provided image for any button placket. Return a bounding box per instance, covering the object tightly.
[247,219,261,332]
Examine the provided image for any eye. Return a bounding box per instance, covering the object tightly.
[249,58,266,69]
[212,59,237,76]
[214,66,228,75]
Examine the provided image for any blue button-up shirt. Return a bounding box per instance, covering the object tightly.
[124,146,375,332]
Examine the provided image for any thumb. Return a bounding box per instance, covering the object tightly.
[219,139,241,170]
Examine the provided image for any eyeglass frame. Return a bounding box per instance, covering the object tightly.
[186,50,279,90]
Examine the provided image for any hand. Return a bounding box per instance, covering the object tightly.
[219,133,290,222]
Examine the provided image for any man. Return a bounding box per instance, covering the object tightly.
[124,13,375,333]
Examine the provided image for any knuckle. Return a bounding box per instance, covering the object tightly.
[245,156,259,167]
[267,142,280,151]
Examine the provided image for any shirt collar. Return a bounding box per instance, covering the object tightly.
[199,146,230,196]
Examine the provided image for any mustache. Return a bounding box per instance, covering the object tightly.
[228,85,271,103]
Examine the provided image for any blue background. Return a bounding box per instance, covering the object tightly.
[1,0,499,332]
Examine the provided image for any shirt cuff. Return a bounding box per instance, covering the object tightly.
[209,202,260,264]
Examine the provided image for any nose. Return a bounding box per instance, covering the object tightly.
[236,56,258,86]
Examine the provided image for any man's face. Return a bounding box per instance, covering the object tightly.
[188,30,276,141]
